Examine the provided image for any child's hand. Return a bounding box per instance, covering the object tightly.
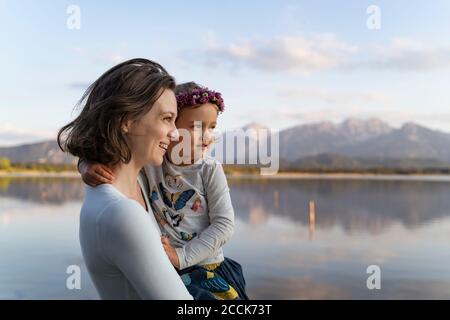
[154,213,167,226]
[161,236,180,269]
[79,160,115,187]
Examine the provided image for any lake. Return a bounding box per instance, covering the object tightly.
[1,176,450,299]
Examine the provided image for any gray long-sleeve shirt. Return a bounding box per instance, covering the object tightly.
[79,174,193,300]
[143,155,235,270]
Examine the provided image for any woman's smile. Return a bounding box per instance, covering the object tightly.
[159,141,169,153]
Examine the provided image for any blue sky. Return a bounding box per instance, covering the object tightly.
[1,0,450,146]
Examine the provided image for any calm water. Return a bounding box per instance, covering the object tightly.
[1,176,450,299]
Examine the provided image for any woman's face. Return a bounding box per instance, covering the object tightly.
[126,88,178,166]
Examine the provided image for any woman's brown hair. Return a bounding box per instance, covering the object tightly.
[57,58,176,165]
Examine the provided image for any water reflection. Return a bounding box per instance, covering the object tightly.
[2,177,450,234]
[1,177,450,299]
[0,178,450,233]
[228,178,450,233]
[0,177,83,205]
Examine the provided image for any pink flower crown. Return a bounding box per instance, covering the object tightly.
[175,86,225,112]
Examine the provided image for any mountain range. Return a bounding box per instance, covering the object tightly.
[0,140,75,165]
[279,118,450,163]
[1,118,450,169]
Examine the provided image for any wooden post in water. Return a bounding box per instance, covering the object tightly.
[273,190,279,209]
[309,200,315,240]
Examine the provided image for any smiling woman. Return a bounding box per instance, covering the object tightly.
[57,58,192,300]
[58,58,177,166]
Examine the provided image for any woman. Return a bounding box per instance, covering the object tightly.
[58,58,192,299]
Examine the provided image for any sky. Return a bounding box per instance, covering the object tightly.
[1,0,450,146]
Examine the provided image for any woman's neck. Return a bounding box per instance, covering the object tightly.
[111,158,142,198]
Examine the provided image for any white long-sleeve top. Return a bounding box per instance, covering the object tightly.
[79,174,193,300]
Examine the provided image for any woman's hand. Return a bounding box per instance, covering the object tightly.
[161,236,180,269]
[78,160,115,187]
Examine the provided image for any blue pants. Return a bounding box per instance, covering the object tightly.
[177,257,249,300]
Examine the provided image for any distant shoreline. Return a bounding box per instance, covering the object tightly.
[0,171,80,178]
[1,170,450,181]
[225,172,450,181]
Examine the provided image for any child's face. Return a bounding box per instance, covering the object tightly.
[167,102,218,164]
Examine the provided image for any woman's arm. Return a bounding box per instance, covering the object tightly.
[100,199,193,299]
[175,162,235,270]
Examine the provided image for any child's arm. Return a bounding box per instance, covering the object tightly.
[78,159,115,187]
[174,162,235,270]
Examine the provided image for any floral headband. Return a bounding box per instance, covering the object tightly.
[175,86,225,112]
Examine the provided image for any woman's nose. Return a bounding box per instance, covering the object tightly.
[168,128,179,141]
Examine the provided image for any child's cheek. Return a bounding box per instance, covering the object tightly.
[187,128,198,146]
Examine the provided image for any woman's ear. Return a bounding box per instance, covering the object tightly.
[121,120,133,134]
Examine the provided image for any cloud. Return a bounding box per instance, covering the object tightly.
[66,45,85,55]
[66,45,128,65]
[66,44,129,90]
[344,37,450,72]
[235,106,361,132]
[199,35,450,74]
[236,104,450,134]
[276,107,360,123]
[272,107,450,132]
[202,33,359,75]
[93,54,126,65]
[68,81,91,90]
[277,87,390,104]
[0,123,55,147]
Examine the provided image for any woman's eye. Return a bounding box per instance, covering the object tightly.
[164,117,173,122]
